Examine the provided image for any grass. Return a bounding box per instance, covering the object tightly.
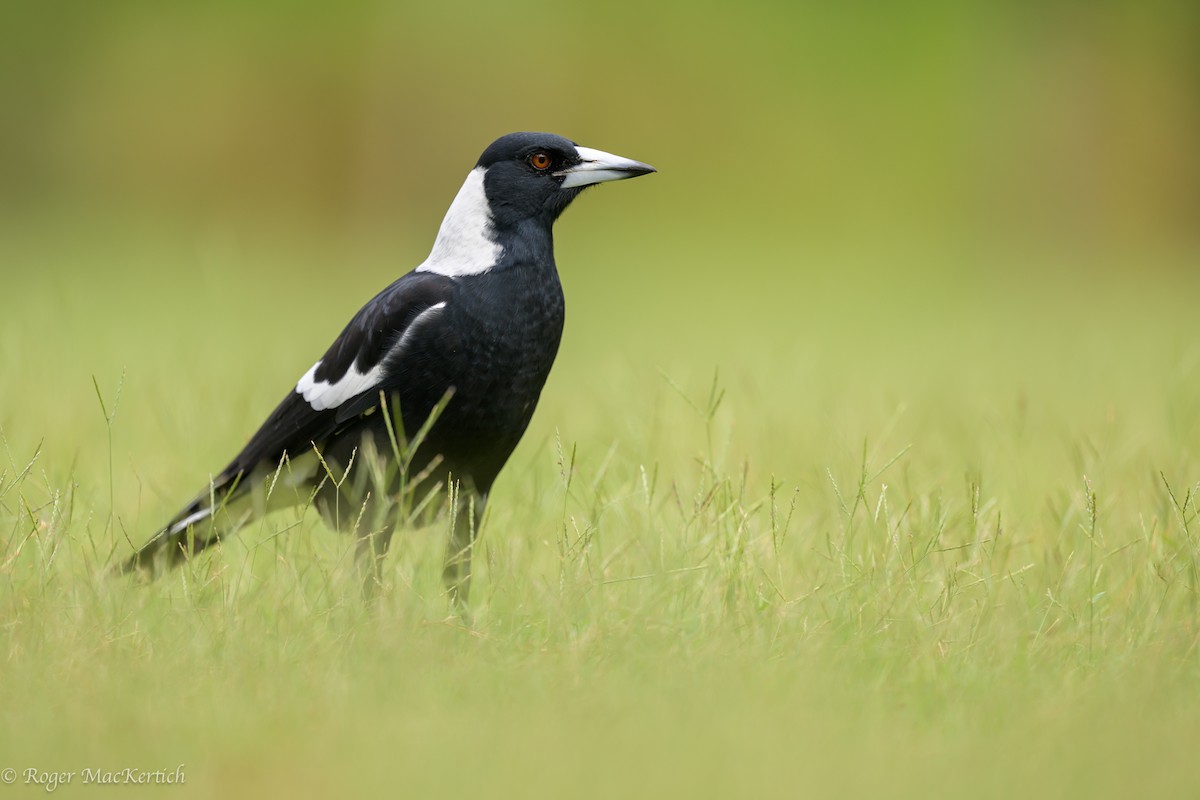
[1,219,1199,799]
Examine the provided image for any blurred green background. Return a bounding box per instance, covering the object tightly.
[2,3,1200,798]
[3,0,1197,258]
[2,0,1197,486]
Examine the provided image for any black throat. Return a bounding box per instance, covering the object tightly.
[490,218,557,273]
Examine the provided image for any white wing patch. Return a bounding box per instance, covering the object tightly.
[295,301,448,412]
[393,301,447,355]
[416,167,503,277]
[169,507,213,536]
[297,360,386,412]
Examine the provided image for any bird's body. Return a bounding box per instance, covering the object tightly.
[117,132,654,598]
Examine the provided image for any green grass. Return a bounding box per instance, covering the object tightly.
[2,2,1198,796]
[2,220,1199,799]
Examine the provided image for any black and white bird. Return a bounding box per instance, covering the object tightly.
[116,132,655,598]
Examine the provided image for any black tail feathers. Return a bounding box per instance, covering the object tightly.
[112,471,248,579]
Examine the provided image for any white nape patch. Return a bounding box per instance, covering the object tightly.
[297,360,385,412]
[169,507,213,536]
[416,167,503,277]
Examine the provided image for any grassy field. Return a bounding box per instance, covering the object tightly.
[3,2,1200,797]
[1,215,1198,798]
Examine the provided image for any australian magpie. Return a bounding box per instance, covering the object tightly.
[116,132,655,599]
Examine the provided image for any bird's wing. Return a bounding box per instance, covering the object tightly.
[117,270,456,575]
[220,270,458,485]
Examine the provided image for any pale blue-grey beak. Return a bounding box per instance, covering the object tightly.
[556,146,656,189]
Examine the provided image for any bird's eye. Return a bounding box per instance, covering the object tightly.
[529,152,553,171]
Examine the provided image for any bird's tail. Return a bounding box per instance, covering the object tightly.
[113,472,249,579]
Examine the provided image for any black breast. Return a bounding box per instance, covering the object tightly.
[390,262,565,493]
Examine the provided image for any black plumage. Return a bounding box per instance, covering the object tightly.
[116,132,655,600]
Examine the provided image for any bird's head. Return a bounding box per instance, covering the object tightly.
[477,132,656,227]
[419,132,655,276]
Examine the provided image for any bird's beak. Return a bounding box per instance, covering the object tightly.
[556,146,657,189]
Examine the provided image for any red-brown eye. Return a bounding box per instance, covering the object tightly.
[530,152,552,170]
